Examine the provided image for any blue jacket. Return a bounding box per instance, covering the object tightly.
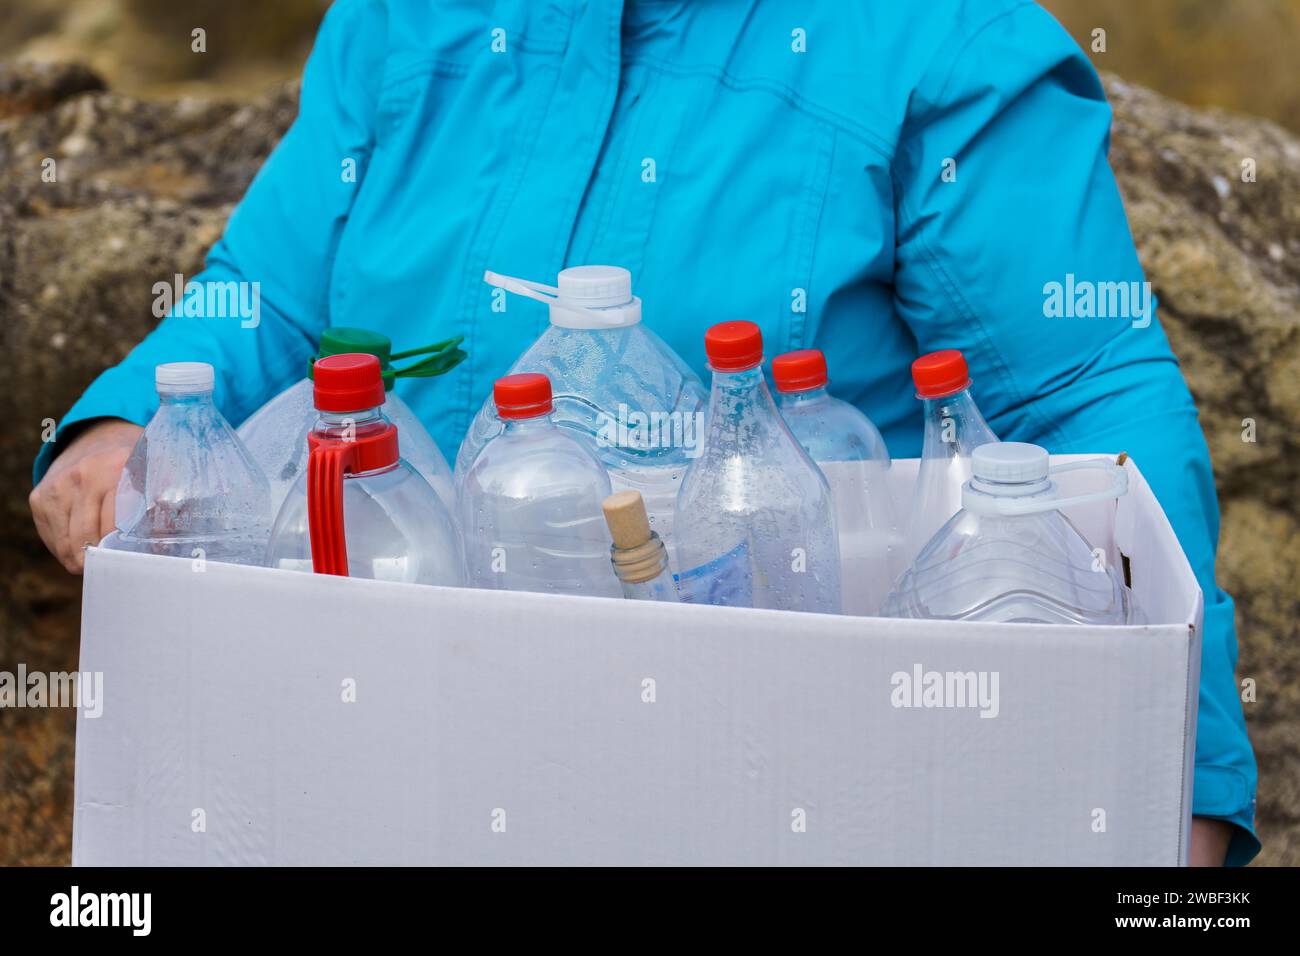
[36,0,1258,861]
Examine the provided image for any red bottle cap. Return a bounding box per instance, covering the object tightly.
[911,349,971,399]
[772,349,829,393]
[705,321,763,372]
[494,373,553,419]
[313,353,387,412]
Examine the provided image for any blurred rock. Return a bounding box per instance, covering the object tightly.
[0,64,1296,864]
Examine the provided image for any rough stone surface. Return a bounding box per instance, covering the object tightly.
[0,66,1296,864]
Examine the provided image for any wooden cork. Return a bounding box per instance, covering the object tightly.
[602,490,652,550]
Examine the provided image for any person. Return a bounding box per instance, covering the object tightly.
[27,0,1257,864]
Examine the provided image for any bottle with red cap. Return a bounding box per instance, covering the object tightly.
[237,326,465,520]
[903,349,999,565]
[456,373,622,597]
[264,353,465,585]
[772,348,900,614]
[107,362,271,565]
[674,322,841,613]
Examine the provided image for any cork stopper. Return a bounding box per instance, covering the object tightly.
[602,490,652,550]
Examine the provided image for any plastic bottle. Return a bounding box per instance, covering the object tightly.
[265,354,465,586]
[238,327,464,519]
[883,442,1139,624]
[457,373,621,597]
[601,490,679,602]
[674,322,841,613]
[454,266,706,565]
[773,348,901,614]
[107,362,270,564]
[902,349,999,566]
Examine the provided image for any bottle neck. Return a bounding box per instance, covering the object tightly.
[158,389,214,406]
[611,532,672,585]
[710,364,778,411]
[312,407,388,439]
[920,388,996,453]
[501,413,556,435]
[777,385,829,408]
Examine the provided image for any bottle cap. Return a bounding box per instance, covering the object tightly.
[494,373,553,420]
[772,349,828,393]
[912,349,971,399]
[156,362,214,394]
[602,490,652,550]
[972,442,1050,484]
[705,321,764,372]
[483,266,641,330]
[313,353,387,412]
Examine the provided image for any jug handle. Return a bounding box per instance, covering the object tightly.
[308,440,355,576]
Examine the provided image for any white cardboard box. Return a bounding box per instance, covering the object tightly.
[72,456,1202,866]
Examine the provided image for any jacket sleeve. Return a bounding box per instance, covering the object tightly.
[33,0,388,483]
[891,2,1258,863]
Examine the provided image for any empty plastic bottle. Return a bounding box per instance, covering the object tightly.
[902,349,999,566]
[457,373,621,597]
[107,362,270,565]
[454,266,706,565]
[265,354,465,585]
[239,327,464,519]
[601,490,679,602]
[773,348,901,614]
[883,442,1140,625]
[674,322,841,613]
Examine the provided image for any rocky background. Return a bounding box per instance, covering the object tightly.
[1,3,1297,865]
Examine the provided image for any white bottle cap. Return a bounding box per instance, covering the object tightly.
[156,362,215,393]
[972,441,1050,485]
[483,266,642,330]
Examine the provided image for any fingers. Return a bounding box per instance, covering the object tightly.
[99,486,116,543]
[66,469,101,575]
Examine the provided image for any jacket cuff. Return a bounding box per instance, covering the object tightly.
[1193,764,1260,866]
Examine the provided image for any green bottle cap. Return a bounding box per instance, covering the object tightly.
[311,327,395,389]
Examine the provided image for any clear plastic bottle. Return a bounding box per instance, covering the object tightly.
[773,348,901,614]
[457,373,621,597]
[902,349,999,567]
[238,327,463,519]
[265,354,465,586]
[601,490,679,602]
[454,266,706,566]
[883,442,1140,625]
[107,362,270,565]
[674,322,841,613]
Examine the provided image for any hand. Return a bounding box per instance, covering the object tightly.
[1189,816,1233,866]
[29,418,143,574]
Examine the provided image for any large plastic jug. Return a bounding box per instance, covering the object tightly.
[265,354,465,585]
[454,266,706,565]
[773,348,901,613]
[107,362,270,565]
[674,322,841,613]
[882,442,1140,625]
[239,327,464,519]
[457,373,621,597]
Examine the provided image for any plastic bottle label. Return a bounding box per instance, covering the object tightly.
[674,541,754,607]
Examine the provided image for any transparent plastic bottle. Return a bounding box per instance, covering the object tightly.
[883,442,1139,625]
[454,266,706,566]
[107,362,270,565]
[457,373,621,597]
[674,322,841,613]
[238,327,463,519]
[902,349,999,567]
[265,354,465,586]
[601,490,679,602]
[773,348,901,614]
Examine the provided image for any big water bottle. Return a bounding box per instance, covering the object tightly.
[108,362,270,565]
[903,349,998,566]
[238,327,464,518]
[882,442,1140,625]
[457,373,621,597]
[454,266,706,564]
[265,354,465,585]
[773,348,901,614]
[674,322,841,613]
